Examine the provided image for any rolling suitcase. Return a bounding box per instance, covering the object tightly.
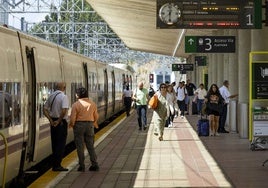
[197,117,209,136]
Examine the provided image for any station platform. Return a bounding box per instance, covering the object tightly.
[29,110,268,188]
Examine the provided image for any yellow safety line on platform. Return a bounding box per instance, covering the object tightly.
[28,112,127,188]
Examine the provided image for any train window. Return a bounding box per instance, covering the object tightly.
[0,82,21,129]
[88,72,97,92]
[122,74,126,90]
[129,76,133,90]
[39,82,55,118]
[71,83,82,104]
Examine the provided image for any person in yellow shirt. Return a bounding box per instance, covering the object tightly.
[69,87,99,172]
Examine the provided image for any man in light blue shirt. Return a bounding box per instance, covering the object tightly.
[219,80,238,133]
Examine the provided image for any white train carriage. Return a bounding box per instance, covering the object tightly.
[0,26,134,186]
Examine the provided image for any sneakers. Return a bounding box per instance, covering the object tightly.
[77,166,85,172]
[221,129,229,133]
[89,165,99,171]
[215,132,220,136]
[218,129,229,133]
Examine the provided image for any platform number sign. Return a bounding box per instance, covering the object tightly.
[185,36,235,53]
[172,64,193,71]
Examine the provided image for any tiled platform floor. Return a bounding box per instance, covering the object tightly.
[34,110,268,188]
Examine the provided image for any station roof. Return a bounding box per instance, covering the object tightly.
[87,0,214,58]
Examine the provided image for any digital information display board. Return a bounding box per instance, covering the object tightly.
[252,63,268,99]
[185,36,235,53]
[157,0,262,29]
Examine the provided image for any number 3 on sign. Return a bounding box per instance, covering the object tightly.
[204,38,212,51]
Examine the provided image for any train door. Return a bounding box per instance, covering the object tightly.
[104,69,108,118]
[83,63,89,92]
[129,75,133,89]
[25,47,39,162]
[111,70,115,113]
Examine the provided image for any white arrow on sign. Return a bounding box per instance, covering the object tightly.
[188,38,194,45]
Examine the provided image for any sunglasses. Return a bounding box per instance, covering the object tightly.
[161,86,166,89]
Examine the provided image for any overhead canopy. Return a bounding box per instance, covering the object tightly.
[87,0,215,58]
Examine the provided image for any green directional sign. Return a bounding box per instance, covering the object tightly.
[185,36,197,53]
[172,64,193,71]
[185,36,236,53]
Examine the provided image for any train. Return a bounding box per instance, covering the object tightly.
[0,26,135,187]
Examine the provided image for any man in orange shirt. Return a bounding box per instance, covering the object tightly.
[69,87,99,172]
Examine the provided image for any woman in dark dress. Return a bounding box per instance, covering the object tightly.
[205,84,224,136]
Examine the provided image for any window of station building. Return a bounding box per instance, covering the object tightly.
[165,75,171,84]
[157,75,163,86]
[0,82,21,129]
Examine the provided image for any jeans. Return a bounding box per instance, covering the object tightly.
[136,105,147,128]
[177,100,185,116]
[197,99,204,114]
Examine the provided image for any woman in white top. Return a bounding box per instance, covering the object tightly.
[166,84,177,127]
[176,82,187,117]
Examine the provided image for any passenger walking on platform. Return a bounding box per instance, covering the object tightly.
[219,80,238,133]
[133,82,149,130]
[122,84,132,117]
[172,81,179,117]
[44,82,69,171]
[153,83,169,141]
[205,84,224,136]
[176,81,187,118]
[194,83,207,115]
[185,79,196,115]
[69,87,99,172]
[166,84,176,128]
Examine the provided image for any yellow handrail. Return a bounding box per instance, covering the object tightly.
[0,132,8,188]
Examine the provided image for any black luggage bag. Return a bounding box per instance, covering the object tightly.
[192,101,198,115]
[197,117,209,136]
